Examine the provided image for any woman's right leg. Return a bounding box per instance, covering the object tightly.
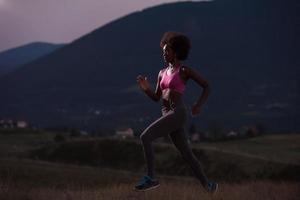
[140,110,185,178]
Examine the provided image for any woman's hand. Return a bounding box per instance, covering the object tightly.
[191,103,202,116]
[136,75,150,91]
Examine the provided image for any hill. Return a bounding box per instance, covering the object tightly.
[0,0,299,132]
[0,42,64,77]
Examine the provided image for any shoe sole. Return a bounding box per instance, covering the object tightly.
[134,184,160,192]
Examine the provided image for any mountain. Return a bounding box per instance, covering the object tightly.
[0,0,299,132]
[0,42,65,76]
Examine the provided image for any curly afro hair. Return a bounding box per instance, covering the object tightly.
[160,31,191,61]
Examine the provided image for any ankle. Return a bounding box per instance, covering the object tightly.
[147,174,155,180]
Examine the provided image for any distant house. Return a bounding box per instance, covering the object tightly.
[115,128,134,139]
[190,131,206,142]
[191,133,200,142]
[0,119,14,128]
[0,118,29,129]
[226,130,238,138]
[16,120,29,128]
[80,130,89,136]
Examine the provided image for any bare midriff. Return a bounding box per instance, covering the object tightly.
[162,89,183,107]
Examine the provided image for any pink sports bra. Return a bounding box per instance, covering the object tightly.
[160,66,186,94]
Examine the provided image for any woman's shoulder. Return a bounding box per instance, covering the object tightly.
[179,65,191,80]
[158,67,167,78]
[180,65,192,76]
[159,67,168,74]
[181,66,202,75]
[160,67,168,72]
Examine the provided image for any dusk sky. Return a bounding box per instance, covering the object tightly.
[0,0,206,52]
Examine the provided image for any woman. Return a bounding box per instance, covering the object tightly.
[135,32,218,193]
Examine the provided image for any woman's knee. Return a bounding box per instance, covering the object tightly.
[140,132,146,142]
[140,129,151,143]
[140,126,158,144]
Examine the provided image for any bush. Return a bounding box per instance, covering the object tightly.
[54,134,66,143]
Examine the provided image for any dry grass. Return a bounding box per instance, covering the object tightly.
[0,132,299,200]
[0,159,298,199]
[0,180,299,200]
[194,133,300,165]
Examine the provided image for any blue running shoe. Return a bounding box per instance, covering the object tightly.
[135,175,160,191]
[206,181,218,193]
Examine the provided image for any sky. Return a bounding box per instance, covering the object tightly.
[0,0,206,52]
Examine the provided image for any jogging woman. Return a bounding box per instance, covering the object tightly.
[135,32,218,193]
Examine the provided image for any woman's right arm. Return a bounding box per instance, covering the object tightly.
[136,70,162,102]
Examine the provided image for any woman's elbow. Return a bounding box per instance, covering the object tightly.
[153,92,161,102]
[154,96,160,102]
[203,81,211,94]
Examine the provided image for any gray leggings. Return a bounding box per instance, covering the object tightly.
[140,100,209,187]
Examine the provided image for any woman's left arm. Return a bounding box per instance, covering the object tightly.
[184,67,211,115]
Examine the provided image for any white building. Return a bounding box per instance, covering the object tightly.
[115,128,134,139]
[17,121,28,128]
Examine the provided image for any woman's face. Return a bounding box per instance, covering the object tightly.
[163,44,176,63]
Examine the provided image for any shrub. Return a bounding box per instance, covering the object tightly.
[54,134,66,143]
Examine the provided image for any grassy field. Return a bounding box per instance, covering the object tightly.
[31,135,300,182]
[1,129,299,166]
[0,129,299,199]
[0,158,299,200]
[0,129,55,158]
[193,133,300,165]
